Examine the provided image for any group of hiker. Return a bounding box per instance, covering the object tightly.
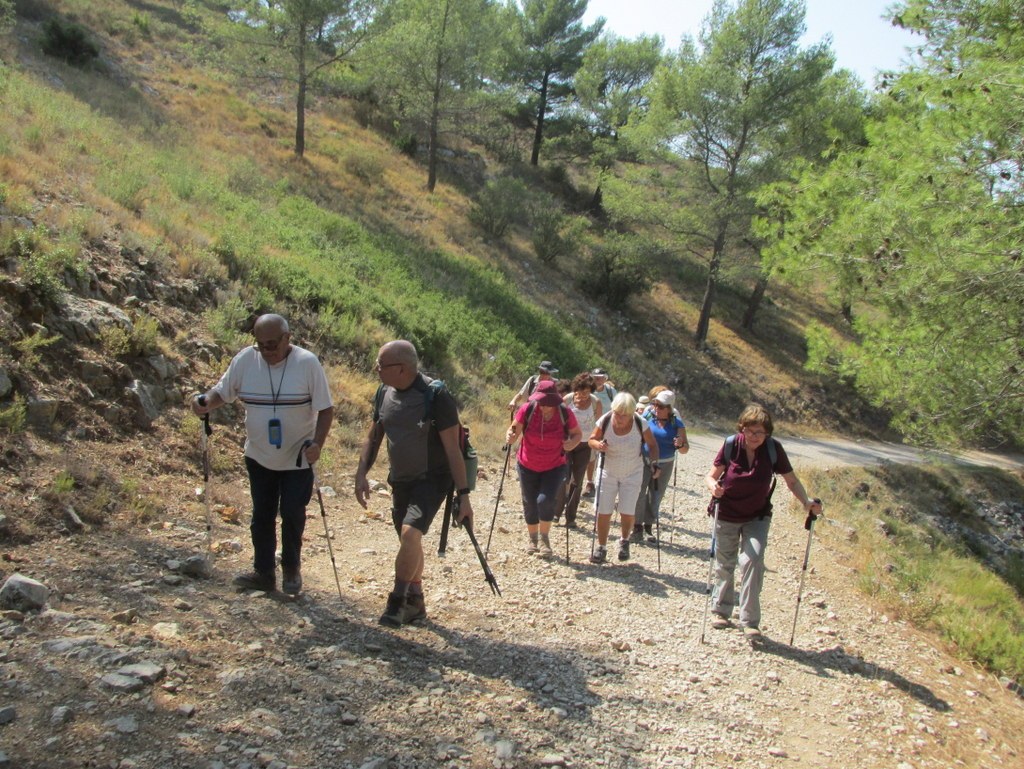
[192,317,822,639]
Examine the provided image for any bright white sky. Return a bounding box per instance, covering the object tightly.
[583,0,921,87]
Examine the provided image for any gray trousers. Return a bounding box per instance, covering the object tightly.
[711,516,772,629]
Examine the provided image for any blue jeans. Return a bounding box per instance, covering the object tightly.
[518,464,566,525]
[245,457,313,574]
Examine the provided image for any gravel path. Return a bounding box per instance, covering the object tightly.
[1,435,1021,769]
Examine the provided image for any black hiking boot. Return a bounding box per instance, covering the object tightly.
[233,570,275,592]
[281,566,302,595]
[379,592,406,627]
[402,594,427,625]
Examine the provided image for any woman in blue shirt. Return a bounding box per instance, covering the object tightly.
[633,389,688,543]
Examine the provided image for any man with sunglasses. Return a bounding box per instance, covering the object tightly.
[192,314,334,595]
[354,340,475,627]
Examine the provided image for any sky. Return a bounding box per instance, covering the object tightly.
[582,0,921,87]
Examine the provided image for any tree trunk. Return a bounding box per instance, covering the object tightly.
[741,269,770,330]
[530,71,549,166]
[426,0,451,193]
[294,30,307,157]
[694,230,727,348]
[427,93,440,192]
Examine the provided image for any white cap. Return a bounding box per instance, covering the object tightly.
[653,390,675,407]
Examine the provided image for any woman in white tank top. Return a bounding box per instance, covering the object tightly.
[587,392,660,564]
[556,373,603,527]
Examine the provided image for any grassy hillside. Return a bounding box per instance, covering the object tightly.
[0,0,891,445]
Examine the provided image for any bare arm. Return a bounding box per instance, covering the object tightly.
[782,471,822,514]
[354,421,384,509]
[303,406,334,465]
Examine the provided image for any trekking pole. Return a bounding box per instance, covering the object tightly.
[789,499,822,645]
[565,474,573,564]
[485,445,511,557]
[589,450,606,561]
[301,442,344,601]
[669,460,678,546]
[699,498,721,644]
[455,498,501,596]
[652,472,661,572]
[197,395,215,559]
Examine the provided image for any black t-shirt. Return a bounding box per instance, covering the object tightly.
[378,374,459,483]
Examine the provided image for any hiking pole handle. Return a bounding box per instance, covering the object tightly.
[197,394,213,437]
[803,498,822,530]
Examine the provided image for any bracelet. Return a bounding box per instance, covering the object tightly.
[457,488,471,496]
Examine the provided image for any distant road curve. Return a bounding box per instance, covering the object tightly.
[685,431,1024,473]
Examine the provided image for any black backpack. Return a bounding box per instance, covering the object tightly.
[373,377,477,491]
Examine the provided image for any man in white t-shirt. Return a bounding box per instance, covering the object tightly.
[192,314,334,595]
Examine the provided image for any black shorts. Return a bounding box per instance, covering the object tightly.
[390,474,451,535]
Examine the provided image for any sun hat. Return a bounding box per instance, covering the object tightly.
[538,360,559,375]
[528,378,563,407]
[591,367,608,378]
[638,395,651,406]
[653,390,675,407]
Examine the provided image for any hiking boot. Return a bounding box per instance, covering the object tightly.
[233,570,275,592]
[629,525,644,544]
[281,566,302,595]
[711,615,732,630]
[538,534,553,558]
[644,523,654,536]
[565,519,578,530]
[379,592,407,627]
[402,593,427,625]
[590,545,607,564]
[527,535,539,555]
[742,625,762,639]
[618,539,631,561]
[583,482,595,498]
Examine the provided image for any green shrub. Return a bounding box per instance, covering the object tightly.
[529,196,586,264]
[13,329,59,369]
[40,17,99,66]
[469,176,529,239]
[576,233,653,310]
[20,246,86,304]
[0,395,26,435]
[99,313,161,358]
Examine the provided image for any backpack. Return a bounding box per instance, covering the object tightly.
[523,400,570,440]
[717,433,779,518]
[597,411,645,456]
[373,377,477,491]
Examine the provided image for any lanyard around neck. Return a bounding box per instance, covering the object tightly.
[267,352,290,414]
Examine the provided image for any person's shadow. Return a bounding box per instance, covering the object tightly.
[753,636,951,712]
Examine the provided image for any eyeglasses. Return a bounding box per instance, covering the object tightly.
[255,335,285,351]
[742,427,767,438]
[374,360,402,372]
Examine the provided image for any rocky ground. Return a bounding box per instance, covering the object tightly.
[1,436,1023,769]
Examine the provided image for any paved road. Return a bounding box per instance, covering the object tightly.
[685,430,1024,472]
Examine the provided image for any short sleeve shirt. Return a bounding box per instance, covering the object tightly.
[212,345,333,472]
[378,373,460,483]
[713,434,793,522]
[644,413,686,463]
[515,403,578,473]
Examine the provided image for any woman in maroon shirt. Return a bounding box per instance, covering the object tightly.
[704,404,822,638]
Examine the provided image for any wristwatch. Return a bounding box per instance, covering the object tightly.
[457,488,471,496]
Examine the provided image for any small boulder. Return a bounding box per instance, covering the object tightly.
[0,573,49,612]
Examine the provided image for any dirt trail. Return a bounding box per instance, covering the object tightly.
[1,433,1022,769]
